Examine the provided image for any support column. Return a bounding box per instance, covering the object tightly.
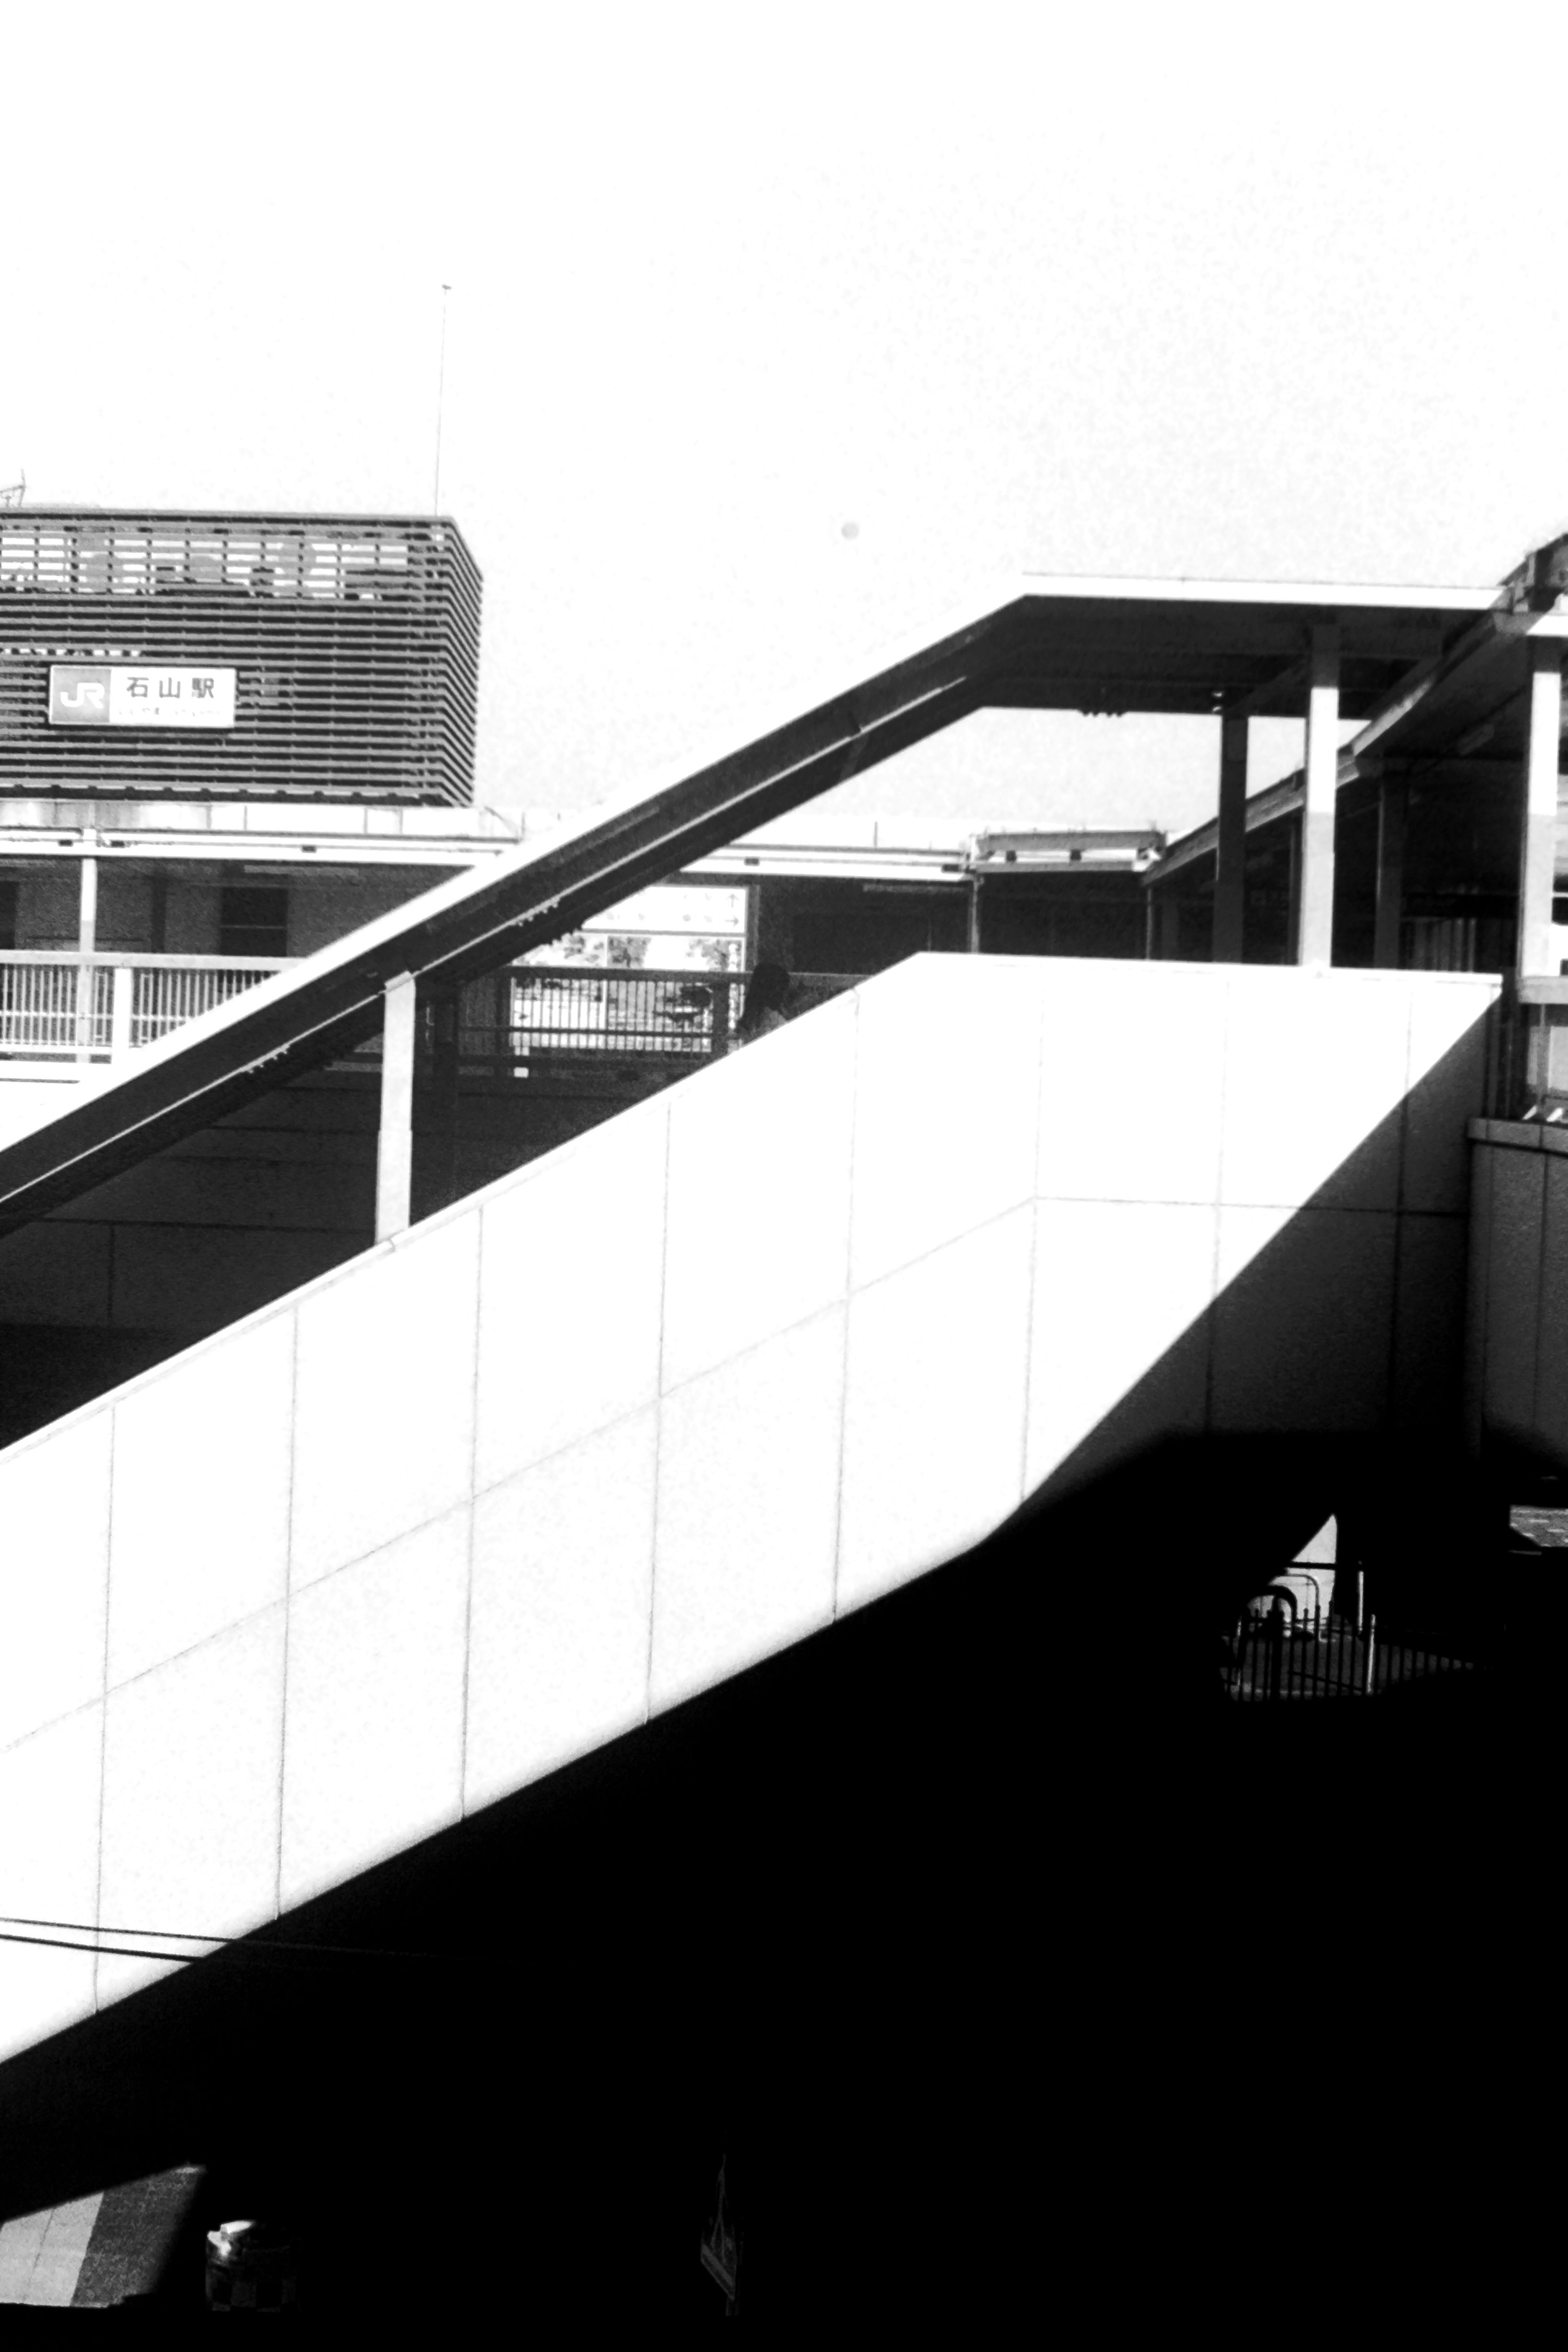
[376,972,417,1242]
[426,978,460,1217]
[109,964,133,1060]
[74,853,98,1060]
[967,877,982,955]
[1214,712,1248,963]
[1372,780,1406,969]
[1517,637,1564,978]
[1298,627,1340,968]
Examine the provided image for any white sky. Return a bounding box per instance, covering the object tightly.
[5,3,1566,841]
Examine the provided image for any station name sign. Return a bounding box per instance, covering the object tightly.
[48,664,237,729]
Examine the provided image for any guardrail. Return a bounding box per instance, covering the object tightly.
[0,954,859,1070]
[0,952,285,1061]
[499,966,855,1062]
[1225,1595,1484,1702]
[511,967,742,1058]
[1489,976,1568,1123]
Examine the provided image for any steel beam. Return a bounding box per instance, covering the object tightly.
[375,974,417,1242]
[0,668,984,1233]
[1372,782,1406,969]
[1214,713,1248,962]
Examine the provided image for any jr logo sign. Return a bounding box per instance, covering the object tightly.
[49,668,111,722]
[48,664,237,728]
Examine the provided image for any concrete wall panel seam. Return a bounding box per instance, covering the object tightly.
[829,991,860,1623]
[457,1204,486,1822]
[276,1307,299,1914]
[89,1404,115,2016]
[644,1100,676,1724]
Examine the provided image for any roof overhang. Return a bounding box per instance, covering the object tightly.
[1147,595,1568,888]
[971,571,1496,721]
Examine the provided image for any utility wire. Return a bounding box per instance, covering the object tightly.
[0,1913,442,1965]
[1,1927,286,1966]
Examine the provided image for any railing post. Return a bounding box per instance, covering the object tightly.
[376,972,417,1242]
[109,964,133,1060]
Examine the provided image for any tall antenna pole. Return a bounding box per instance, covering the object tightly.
[432,284,452,515]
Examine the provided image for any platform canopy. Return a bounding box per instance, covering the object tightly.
[1149,540,1568,891]
[969,570,1497,719]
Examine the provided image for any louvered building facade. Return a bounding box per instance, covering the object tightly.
[0,511,481,804]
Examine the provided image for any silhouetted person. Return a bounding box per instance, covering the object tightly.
[731,961,790,1050]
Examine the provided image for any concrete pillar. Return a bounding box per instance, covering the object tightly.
[74,854,98,1059]
[967,878,982,954]
[1372,781,1406,969]
[376,972,417,1241]
[1284,818,1301,963]
[1517,637,1564,978]
[76,855,98,958]
[425,977,460,1216]
[1149,895,1182,960]
[1214,713,1248,962]
[1297,628,1340,967]
[109,964,134,1060]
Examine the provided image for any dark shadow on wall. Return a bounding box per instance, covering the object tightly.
[0,1325,172,1452]
[0,1424,1545,2328]
[0,1059,697,1451]
[1,1004,1539,2323]
[1007,1011,1494,1554]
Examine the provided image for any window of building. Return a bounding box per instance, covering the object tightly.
[0,879,16,951]
[218,884,288,960]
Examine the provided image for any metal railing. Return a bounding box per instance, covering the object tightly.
[0,952,284,1061]
[1223,1595,1482,1703]
[511,967,743,1058]
[0,959,105,1055]
[0,952,860,1071]
[132,962,282,1046]
[497,967,857,1062]
[1488,977,1568,1123]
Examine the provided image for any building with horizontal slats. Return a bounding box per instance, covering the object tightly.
[0,511,481,804]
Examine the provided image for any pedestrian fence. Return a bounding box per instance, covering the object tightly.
[1223,1594,1482,1703]
[0,953,283,1059]
[0,954,858,1070]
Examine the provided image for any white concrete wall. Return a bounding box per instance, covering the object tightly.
[0,956,1495,2062]
[0,1076,79,1149]
[1465,1117,1568,1465]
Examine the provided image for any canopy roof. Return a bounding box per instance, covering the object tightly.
[1148,546,1568,882]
